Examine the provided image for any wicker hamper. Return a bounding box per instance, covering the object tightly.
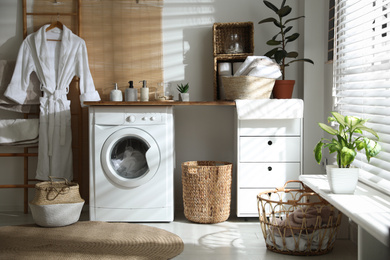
[257,180,342,256]
[29,177,84,227]
[182,161,232,224]
[221,76,275,100]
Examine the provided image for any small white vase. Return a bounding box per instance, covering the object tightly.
[179,93,189,102]
[326,165,359,194]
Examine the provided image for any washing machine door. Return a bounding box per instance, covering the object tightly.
[100,128,160,188]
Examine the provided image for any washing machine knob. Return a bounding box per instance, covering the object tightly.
[127,115,136,122]
[142,117,147,121]
[150,116,156,121]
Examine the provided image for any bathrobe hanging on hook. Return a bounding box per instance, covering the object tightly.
[4,24,100,180]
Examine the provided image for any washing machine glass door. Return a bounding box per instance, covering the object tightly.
[101,128,160,188]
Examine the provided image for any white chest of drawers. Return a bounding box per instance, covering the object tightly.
[235,99,304,217]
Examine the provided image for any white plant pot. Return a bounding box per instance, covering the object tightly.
[326,165,359,194]
[179,93,189,102]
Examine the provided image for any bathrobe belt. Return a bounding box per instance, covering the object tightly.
[46,89,68,156]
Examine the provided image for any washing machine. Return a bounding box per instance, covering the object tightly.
[89,106,174,222]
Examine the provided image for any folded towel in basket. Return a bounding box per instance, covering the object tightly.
[272,206,332,237]
[0,119,39,145]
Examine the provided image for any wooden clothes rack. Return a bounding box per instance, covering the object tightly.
[0,0,82,214]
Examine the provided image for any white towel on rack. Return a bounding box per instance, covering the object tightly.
[0,119,39,145]
[0,60,40,113]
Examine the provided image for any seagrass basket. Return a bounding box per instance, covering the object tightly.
[221,76,275,100]
[182,161,232,224]
[29,177,84,227]
[257,180,342,256]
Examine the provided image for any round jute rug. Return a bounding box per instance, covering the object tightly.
[0,221,184,260]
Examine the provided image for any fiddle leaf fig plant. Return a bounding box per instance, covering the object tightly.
[258,0,314,79]
[314,112,381,168]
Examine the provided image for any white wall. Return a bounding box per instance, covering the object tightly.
[0,0,328,212]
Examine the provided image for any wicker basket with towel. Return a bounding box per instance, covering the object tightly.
[257,180,342,256]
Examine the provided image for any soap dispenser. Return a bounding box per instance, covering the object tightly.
[140,80,149,101]
[110,83,123,101]
[125,81,138,101]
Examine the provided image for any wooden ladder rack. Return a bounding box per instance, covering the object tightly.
[0,0,82,214]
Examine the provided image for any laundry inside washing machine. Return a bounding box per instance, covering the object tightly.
[110,137,149,179]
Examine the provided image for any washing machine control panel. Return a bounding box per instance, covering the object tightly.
[125,113,164,125]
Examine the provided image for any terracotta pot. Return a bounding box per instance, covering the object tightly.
[272,80,295,99]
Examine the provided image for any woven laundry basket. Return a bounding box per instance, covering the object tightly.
[29,176,84,227]
[257,180,342,256]
[221,76,275,100]
[182,161,232,224]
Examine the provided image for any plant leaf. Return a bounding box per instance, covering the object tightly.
[319,123,338,135]
[258,17,278,25]
[284,26,293,34]
[278,6,292,17]
[358,126,379,139]
[332,112,347,127]
[286,51,298,58]
[340,147,356,167]
[286,33,300,42]
[264,47,279,58]
[285,59,314,66]
[285,16,305,24]
[314,141,324,164]
[274,50,287,64]
[267,39,282,46]
[264,0,279,13]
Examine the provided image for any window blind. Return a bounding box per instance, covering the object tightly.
[333,0,390,194]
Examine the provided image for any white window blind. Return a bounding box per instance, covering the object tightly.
[333,0,390,194]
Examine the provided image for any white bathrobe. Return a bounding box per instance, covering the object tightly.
[4,24,100,180]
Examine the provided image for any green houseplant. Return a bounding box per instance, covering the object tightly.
[258,0,314,98]
[177,83,189,101]
[314,112,381,193]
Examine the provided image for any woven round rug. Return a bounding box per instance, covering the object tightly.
[0,221,184,260]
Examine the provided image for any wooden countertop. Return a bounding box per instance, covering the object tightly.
[84,101,236,106]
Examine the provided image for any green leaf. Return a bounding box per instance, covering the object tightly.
[286,51,298,58]
[278,6,292,17]
[359,126,379,139]
[340,147,357,167]
[365,138,381,160]
[331,112,346,127]
[258,17,278,25]
[314,141,324,164]
[285,59,314,66]
[319,123,338,135]
[264,0,279,13]
[286,33,300,42]
[284,26,293,34]
[285,16,305,24]
[264,47,279,58]
[266,39,282,46]
[274,50,287,64]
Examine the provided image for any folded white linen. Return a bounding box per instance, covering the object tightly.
[0,60,40,113]
[234,56,281,79]
[218,62,232,76]
[232,62,243,75]
[0,119,39,144]
[235,99,304,120]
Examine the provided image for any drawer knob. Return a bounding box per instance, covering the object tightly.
[268,140,273,145]
[268,166,272,171]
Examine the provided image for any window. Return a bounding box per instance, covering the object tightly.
[333,0,390,194]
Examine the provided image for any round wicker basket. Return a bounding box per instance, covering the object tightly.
[257,180,342,256]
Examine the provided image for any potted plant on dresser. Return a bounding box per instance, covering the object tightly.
[314,112,381,194]
[177,83,190,102]
[258,0,314,99]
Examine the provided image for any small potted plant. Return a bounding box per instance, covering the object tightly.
[258,0,314,98]
[314,112,381,194]
[177,83,190,101]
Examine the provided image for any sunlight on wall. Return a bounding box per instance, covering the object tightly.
[162,0,215,83]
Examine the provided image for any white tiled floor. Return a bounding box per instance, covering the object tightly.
[0,210,357,260]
